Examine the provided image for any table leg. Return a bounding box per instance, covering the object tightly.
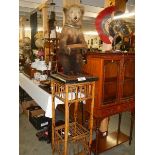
[47,118,51,144]
[74,88,78,123]
[129,111,135,145]
[81,101,84,125]
[19,87,24,104]
[52,82,56,152]
[118,113,122,133]
[89,82,95,148]
[116,113,122,143]
[64,85,69,155]
[94,119,101,155]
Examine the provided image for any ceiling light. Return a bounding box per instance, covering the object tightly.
[56,26,62,33]
[24,27,31,31]
[113,12,135,20]
[125,8,129,13]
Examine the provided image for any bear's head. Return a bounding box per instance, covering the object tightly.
[63,4,84,26]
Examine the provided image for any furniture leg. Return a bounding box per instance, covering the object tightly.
[47,118,51,144]
[19,87,22,104]
[74,87,78,123]
[64,85,69,155]
[94,119,101,155]
[51,82,56,152]
[117,113,122,143]
[20,87,24,104]
[74,101,78,140]
[89,82,95,148]
[118,113,122,133]
[81,101,84,125]
[74,102,78,122]
[129,111,135,145]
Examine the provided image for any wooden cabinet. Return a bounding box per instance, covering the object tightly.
[82,52,135,154]
[83,52,135,117]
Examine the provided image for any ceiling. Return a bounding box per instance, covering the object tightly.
[19,0,135,32]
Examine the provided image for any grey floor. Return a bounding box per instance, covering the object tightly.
[19,110,135,155]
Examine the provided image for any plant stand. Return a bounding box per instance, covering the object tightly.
[51,73,98,155]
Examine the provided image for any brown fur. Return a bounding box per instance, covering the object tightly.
[58,4,87,75]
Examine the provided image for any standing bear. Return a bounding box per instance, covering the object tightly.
[58,4,87,75]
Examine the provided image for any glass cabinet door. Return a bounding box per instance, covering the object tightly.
[122,58,135,99]
[102,60,120,104]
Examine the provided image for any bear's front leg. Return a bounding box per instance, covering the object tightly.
[59,36,71,55]
[59,54,72,75]
[79,33,88,54]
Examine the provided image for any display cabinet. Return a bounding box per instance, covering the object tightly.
[82,52,135,154]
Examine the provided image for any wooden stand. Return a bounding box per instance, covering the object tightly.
[51,73,98,155]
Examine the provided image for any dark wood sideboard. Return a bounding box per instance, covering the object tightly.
[82,52,135,154]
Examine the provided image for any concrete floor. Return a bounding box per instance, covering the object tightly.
[19,110,135,155]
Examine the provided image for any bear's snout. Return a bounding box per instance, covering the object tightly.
[73,16,79,22]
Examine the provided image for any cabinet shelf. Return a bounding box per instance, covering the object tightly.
[91,131,129,154]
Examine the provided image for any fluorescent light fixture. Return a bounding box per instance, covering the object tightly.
[56,26,62,33]
[20,27,43,31]
[125,8,129,13]
[84,31,98,36]
[55,27,98,36]
[22,26,62,33]
[113,12,135,20]
[38,27,43,31]
[24,27,31,31]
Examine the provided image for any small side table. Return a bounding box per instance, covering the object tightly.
[51,73,98,155]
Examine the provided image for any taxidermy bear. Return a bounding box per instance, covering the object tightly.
[58,4,87,75]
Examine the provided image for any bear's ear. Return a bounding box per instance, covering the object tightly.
[80,6,84,15]
[63,7,68,13]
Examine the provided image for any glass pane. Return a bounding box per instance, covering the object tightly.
[123,59,135,98]
[103,60,120,104]
[104,81,117,103]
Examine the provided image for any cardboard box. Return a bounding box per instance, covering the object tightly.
[29,116,50,130]
[21,100,37,116]
[29,108,45,117]
[29,108,48,130]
